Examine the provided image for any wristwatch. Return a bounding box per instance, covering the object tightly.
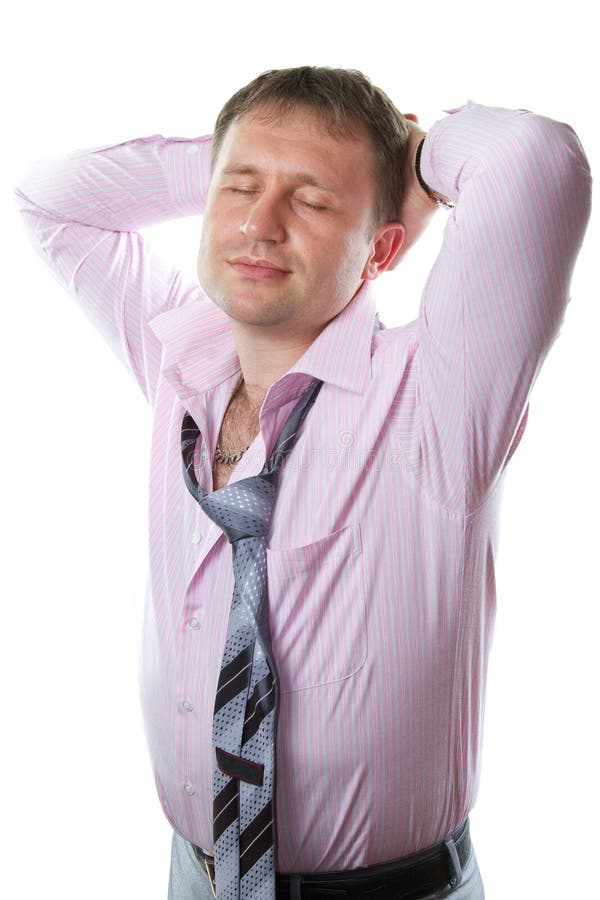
[415,138,455,209]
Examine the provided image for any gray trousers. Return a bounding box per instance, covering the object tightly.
[167,830,485,900]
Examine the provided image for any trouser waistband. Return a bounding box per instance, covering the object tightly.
[193,817,471,899]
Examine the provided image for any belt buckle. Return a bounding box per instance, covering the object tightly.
[204,855,217,898]
[194,846,217,897]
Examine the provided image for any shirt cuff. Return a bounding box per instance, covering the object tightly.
[166,134,214,217]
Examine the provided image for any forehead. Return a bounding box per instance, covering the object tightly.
[215,107,376,189]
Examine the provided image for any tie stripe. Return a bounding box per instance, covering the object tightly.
[242,673,276,744]
[214,779,239,842]
[214,644,254,714]
[214,662,253,715]
[239,801,274,879]
[217,644,254,689]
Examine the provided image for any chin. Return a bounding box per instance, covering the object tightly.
[216,293,290,328]
[200,262,305,324]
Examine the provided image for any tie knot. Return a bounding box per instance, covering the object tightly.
[199,474,276,543]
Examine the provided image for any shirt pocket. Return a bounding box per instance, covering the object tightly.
[266,522,367,693]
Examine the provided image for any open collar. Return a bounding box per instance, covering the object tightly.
[147,280,381,410]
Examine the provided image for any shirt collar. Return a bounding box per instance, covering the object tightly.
[147,280,380,403]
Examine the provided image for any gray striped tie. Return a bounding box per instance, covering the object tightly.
[180,377,323,899]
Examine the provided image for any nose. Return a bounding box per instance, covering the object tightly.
[240,192,286,243]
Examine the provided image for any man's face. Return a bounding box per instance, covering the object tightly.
[197,106,391,343]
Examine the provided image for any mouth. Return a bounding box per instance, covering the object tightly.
[228,256,291,281]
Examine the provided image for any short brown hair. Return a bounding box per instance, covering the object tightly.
[211,66,410,229]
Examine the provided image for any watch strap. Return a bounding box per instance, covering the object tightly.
[415,138,455,209]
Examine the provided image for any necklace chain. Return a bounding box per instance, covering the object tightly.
[213,443,252,465]
[213,374,254,466]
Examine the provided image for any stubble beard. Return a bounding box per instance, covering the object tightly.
[201,265,301,332]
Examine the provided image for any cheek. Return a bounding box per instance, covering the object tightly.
[198,208,231,265]
[197,219,219,283]
[197,223,210,265]
[202,196,237,240]
[332,232,371,283]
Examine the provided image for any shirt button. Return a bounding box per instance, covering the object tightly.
[192,531,203,544]
[189,617,200,630]
[182,699,194,712]
[187,144,199,155]
[183,781,196,795]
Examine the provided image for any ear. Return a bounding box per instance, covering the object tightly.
[361,222,406,280]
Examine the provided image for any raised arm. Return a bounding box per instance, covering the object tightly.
[13,134,214,404]
[397,101,592,515]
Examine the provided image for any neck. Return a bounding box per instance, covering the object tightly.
[227,281,366,400]
[229,281,364,403]
[229,322,319,402]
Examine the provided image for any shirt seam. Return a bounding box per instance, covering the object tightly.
[378,238,507,522]
[378,335,469,524]
[119,247,148,402]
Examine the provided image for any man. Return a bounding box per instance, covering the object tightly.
[14,67,591,899]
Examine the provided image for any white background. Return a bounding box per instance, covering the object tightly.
[2,1,598,897]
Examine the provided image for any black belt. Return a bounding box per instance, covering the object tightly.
[192,817,471,899]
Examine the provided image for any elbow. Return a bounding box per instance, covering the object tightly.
[521,113,592,201]
[13,184,29,213]
[13,183,43,219]
[500,113,593,244]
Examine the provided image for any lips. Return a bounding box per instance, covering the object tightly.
[229,256,289,272]
[228,256,291,281]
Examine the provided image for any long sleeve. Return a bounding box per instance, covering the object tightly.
[410,101,592,514]
[13,133,214,404]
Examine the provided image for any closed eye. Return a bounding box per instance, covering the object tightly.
[301,201,327,211]
[227,187,328,210]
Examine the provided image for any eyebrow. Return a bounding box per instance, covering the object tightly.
[220,164,339,194]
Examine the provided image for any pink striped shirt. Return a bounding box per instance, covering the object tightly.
[14,101,591,873]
